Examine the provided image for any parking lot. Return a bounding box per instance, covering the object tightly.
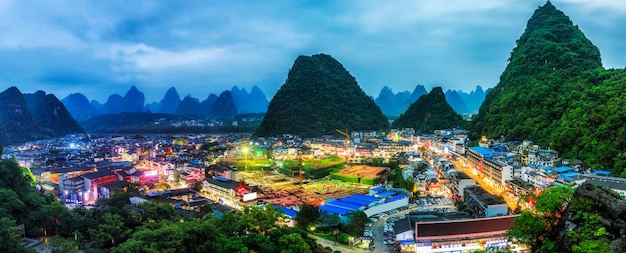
[364,197,454,252]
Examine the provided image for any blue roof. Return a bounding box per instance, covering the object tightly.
[470,147,494,156]
[326,200,362,210]
[558,175,575,182]
[339,197,371,206]
[350,194,381,202]
[553,166,575,173]
[276,206,297,218]
[595,170,611,176]
[385,194,407,203]
[561,172,580,178]
[377,191,397,197]
[370,186,385,192]
[318,205,353,216]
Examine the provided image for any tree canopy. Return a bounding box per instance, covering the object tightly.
[392,87,464,134]
[255,53,389,137]
[470,1,626,173]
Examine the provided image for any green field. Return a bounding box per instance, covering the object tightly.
[279,157,345,179]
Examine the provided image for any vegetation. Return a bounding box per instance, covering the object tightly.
[507,185,575,252]
[295,204,320,230]
[392,87,464,134]
[471,1,626,173]
[255,53,389,137]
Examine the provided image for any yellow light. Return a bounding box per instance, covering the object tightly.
[242,147,249,153]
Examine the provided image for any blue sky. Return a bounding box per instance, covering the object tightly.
[0,0,625,103]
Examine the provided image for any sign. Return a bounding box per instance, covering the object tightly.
[242,192,257,202]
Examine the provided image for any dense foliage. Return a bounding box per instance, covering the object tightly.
[471,2,626,172]
[30,94,84,137]
[0,87,83,146]
[392,87,464,134]
[507,186,575,252]
[255,53,389,137]
[507,183,625,252]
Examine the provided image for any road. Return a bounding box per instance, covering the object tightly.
[309,234,368,253]
[369,204,455,253]
[453,159,518,210]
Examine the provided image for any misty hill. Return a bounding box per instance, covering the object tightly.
[27,92,84,137]
[443,85,487,114]
[255,53,388,137]
[158,87,182,114]
[175,96,203,116]
[61,93,103,121]
[0,87,43,144]
[230,86,269,114]
[374,85,427,117]
[0,87,83,145]
[471,1,626,172]
[444,90,468,115]
[459,85,487,113]
[392,87,464,134]
[102,86,145,114]
[208,91,237,118]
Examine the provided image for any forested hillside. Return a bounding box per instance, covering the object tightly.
[471,1,626,172]
[255,54,388,137]
[392,87,464,134]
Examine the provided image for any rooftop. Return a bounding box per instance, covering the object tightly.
[415,215,516,239]
[464,186,505,206]
[470,146,494,157]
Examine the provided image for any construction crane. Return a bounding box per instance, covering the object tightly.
[336,129,350,163]
[298,145,303,186]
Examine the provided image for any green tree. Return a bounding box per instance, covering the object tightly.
[507,186,574,252]
[0,217,29,253]
[48,235,79,253]
[320,214,340,227]
[138,202,177,223]
[343,211,370,237]
[279,233,312,253]
[88,213,131,248]
[295,204,320,230]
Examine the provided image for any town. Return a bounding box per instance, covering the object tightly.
[4,126,623,253]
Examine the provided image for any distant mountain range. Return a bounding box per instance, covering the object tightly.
[374,85,488,116]
[61,85,269,121]
[0,87,83,145]
[392,87,464,134]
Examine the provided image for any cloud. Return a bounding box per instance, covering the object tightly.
[0,0,623,103]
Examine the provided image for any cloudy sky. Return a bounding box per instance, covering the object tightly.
[0,0,624,103]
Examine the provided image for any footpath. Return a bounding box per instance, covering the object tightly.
[309,234,370,253]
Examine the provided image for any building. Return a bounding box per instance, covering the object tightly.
[180,167,206,185]
[83,170,118,200]
[101,181,132,198]
[466,147,513,190]
[414,216,517,253]
[463,186,508,218]
[505,179,535,199]
[202,177,257,210]
[447,171,476,200]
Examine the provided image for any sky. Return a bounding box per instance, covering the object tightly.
[0,0,625,103]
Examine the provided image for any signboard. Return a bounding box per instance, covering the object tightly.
[242,192,258,202]
[144,170,158,177]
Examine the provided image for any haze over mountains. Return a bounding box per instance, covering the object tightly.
[373,85,488,116]
[61,85,270,121]
[0,87,83,145]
